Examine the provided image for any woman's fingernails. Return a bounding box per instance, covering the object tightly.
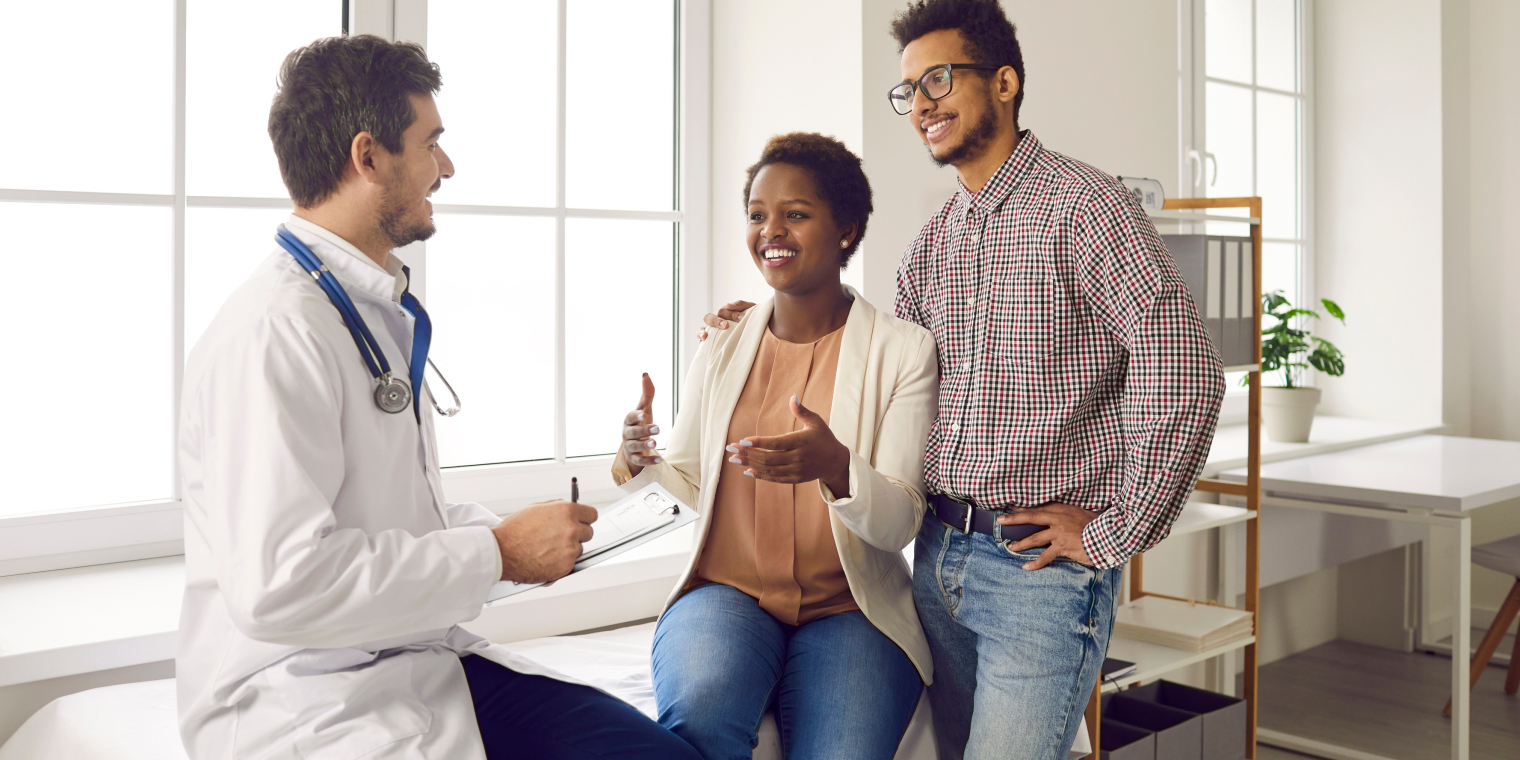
[729,456,741,464]
[743,470,755,477]
[718,320,727,328]
[739,440,753,447]
[652,457,664,463]
[649,426,660,435]
[725,445,739,454]
[637,413,645,422]
[646,440,658,449]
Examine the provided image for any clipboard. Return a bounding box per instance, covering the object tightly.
[485,482,698,603]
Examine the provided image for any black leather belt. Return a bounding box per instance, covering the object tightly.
[929,493,1044,544]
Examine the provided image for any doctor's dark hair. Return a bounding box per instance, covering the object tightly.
[890,0,1025,130]
[742,133,873,268]
[268,35,442,208]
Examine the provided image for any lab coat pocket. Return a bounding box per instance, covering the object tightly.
[990,276,1055,366]
[258,649,434,760]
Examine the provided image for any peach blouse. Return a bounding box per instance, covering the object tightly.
[691,325,857,625]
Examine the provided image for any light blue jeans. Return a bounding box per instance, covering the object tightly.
[913,519,1121,760]
[651,583,923,760]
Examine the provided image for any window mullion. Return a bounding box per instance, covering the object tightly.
[171,0,189,502]
[553,0,569,464]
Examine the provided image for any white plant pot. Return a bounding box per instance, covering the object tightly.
[1262,387,1322,443]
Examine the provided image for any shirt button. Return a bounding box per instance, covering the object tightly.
[965,297,976,307]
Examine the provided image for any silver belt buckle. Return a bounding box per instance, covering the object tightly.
[944,493,974,533]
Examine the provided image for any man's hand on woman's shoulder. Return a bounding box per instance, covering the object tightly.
[696,300,755,342]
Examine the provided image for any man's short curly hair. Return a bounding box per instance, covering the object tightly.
[742,133,873,269]
[890,0,1025,130]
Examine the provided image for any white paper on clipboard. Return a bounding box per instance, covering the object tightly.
[485,482,698,603]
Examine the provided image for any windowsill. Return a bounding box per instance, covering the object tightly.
[0,521,694,689]
[0,414,1443,690]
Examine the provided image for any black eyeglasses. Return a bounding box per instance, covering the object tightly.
[888,63,1002,115]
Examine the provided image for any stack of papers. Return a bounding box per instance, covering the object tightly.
[486,482,698,603]
[1113,596,1254,653]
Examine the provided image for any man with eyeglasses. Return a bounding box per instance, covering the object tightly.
[707,1,1222,758]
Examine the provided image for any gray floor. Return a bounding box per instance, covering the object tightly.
[1254,639,1520,760]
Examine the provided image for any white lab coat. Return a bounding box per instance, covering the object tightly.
[176,216,586,760]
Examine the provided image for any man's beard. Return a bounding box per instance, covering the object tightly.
[928,95,999,168]
[378,186,436,249]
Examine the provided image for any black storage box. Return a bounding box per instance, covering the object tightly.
[1100,719,1156,760]
[1121,681,1247,760]
[1103,693,1203,760]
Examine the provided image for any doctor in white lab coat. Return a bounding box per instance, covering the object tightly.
[176,35,700,760]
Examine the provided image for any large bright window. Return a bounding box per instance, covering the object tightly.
[422,0,679,467]
[0,0,702,576]
[0,0,341,525]
[1185,0,1310,389]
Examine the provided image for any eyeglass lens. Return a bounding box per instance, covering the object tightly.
[890,66,954,115]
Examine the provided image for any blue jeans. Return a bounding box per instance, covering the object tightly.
[913,519,1121,760]
[462,654,700,759]
[651,583,923,760]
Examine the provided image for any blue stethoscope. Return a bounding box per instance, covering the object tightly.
[275,224,461,419]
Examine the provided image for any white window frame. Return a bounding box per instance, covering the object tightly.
[1180,0,1313,420]
[0,0,711,578]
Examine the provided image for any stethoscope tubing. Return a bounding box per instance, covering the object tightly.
[275,226,395,381]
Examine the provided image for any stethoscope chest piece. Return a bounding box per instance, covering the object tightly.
[374,374,413,414]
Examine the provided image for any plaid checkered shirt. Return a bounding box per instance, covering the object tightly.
[895,132,1224,570]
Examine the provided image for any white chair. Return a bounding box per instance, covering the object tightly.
[1444,533,1520,716]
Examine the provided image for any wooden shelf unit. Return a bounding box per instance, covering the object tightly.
[1084,196,1264,759]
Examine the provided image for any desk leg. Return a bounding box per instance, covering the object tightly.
[1450,517,1470,760]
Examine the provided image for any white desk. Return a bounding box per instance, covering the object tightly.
[1222,434,1520,760]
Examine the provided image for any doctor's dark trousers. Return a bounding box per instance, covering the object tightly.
[461,655,700,760]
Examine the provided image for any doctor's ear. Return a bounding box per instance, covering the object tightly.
[348,131,384,185]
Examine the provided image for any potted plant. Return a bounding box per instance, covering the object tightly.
[1256,290,1346,442]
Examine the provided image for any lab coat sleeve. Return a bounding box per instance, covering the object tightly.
[609,337,709,510]
[819,328,938,552]
[193,314,502,649]
[445,501,503,529]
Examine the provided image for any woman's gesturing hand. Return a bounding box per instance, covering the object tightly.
[621,373,663,476]
[726,394,851,497]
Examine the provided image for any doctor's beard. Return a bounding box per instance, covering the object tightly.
[378,186,437,249]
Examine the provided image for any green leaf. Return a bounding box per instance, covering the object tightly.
[1321,298,1346,323]
[1279,308,1321,321]
[1262,290,1290,313]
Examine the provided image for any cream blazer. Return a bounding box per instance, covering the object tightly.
[613,286,938,682]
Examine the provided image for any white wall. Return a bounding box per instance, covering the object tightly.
[1439,0,1520,623]
[708,0,865,309]
[1314,0,1445,425]
[711,1,1181,312]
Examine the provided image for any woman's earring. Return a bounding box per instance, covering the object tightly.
[840,240,849,249]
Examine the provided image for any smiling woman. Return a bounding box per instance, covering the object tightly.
[609,133,938,760]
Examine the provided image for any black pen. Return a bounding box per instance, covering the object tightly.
[570,476,579,503]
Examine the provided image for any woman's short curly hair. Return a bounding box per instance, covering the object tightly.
[890,0,1026,129]
[742,132,873,268]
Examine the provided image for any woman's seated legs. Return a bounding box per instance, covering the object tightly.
[652,583,923,760]
[775,610,922,760]
[652,583,788,760]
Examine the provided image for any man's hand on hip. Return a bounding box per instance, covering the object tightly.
[996,503,1097,570]
[492,500,598,583]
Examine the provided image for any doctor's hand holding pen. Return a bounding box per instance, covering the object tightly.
[621,373,664,477]
[490,500,598,584]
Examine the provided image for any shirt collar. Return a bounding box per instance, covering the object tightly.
[284,214,410,303]
[955,130,1042,213]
